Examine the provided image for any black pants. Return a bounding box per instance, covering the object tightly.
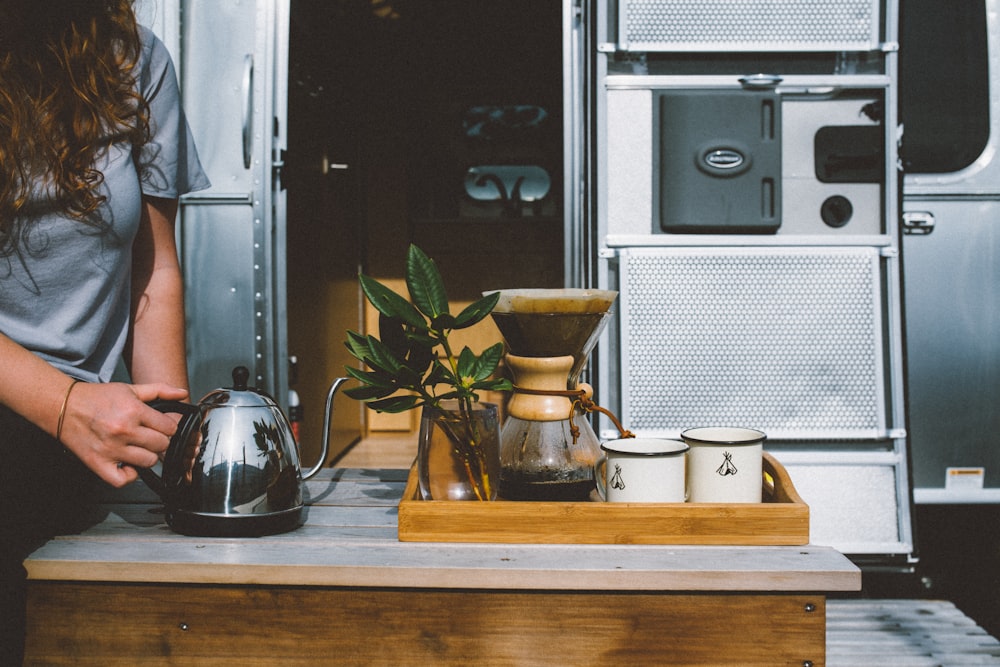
[0,406,104,665]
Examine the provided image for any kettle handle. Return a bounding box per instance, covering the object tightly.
[300,377,350,480]
[137,401,201,498]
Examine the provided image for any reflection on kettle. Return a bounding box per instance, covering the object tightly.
[140,366,347,537]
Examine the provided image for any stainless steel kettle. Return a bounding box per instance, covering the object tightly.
[140,366,347,537]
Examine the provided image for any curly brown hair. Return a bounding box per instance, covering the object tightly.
[0,0,149,253]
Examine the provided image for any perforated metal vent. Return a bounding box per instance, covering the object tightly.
[618,247,885,439]
[619,0,880,52]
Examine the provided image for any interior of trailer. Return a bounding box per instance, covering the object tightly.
[284,0,564,457]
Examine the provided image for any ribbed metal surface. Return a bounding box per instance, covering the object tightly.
[827,600,1000,666]
[619,0,880,51]
[619,247,885,439]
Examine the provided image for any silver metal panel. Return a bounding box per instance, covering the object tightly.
[181,2,258,195]
[181,204,257,398]
[171,0,289,403]
[617,246,886,440]
[782,96,882,236]
[904,199,1000,500]
[605,89,652,238]
[617,0,881,52]
[777,457,910,554]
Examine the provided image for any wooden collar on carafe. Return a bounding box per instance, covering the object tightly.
[511,384,635,444]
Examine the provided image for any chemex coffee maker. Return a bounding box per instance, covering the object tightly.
[488,289,619,500]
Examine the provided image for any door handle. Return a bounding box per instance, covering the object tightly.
[738,73,783,90]
[903,211,935,235]
[180,192,253,205]
[241,54,253,169]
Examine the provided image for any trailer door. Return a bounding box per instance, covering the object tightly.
[900,0,1000,503]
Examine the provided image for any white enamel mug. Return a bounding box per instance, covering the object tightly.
[595,438,689,503]
[681,427,766,503]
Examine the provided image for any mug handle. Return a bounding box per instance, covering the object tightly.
[593,455,608,501]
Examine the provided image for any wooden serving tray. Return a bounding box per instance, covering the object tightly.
[397,452,809,545]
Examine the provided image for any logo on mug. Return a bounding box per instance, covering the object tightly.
[716,451,738,477]
[610,464,626,490]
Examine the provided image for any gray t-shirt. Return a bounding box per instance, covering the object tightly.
[0,26,210,383]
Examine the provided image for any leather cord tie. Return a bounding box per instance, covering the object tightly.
[510,385,634,444]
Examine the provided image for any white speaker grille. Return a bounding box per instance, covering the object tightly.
[620,0,880,52]
[618,247,885,439]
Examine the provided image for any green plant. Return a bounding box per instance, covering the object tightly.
[343,244,512,499]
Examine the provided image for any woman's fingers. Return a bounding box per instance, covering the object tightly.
[59,381,189,487]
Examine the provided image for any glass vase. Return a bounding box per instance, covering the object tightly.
[417,400,500,501]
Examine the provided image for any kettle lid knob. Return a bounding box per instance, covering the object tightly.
[232,366,251,391]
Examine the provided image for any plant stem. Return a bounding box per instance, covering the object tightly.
[436,404,493,501]
[432,332,493,498]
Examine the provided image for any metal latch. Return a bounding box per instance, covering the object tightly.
[903,211,935,235]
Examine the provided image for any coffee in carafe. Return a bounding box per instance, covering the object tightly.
[488,289,618,501]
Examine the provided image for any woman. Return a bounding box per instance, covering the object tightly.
[0,2,209,662]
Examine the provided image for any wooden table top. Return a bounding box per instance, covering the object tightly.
[25,467,861,592]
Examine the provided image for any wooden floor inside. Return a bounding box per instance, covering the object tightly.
[333,432,418,469]
[333,435,1000,664]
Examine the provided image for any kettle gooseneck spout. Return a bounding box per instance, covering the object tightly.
[301,376,349,480]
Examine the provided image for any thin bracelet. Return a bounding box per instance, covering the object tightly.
[56,379,80,443]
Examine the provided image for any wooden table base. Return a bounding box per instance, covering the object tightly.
[27,582,825,666]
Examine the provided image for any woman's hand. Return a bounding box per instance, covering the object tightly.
[58,381,189,487]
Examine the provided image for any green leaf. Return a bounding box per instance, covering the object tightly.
[366,335,408,374]
[433,388,467,402]
[377,313,411,359]
[430,313,456,332]
[453,291,500,329]
[343,383,396,401]
[405,245,449,320]
[424,362,452,387]
[368,394,422,413]
[404,344,435,376]
[455,346,477,381]
[343,330,373,362]
[469,342,505,381]
[404,329,440,349]
[359,274,425,328]
[343,365,396,390]
[472,377,514,392]
[393,364,426,390]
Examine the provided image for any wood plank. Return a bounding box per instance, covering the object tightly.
[25,535,859,591]
[25,583,825,667]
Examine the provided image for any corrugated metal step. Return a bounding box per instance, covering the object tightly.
[828,599,1000,666]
